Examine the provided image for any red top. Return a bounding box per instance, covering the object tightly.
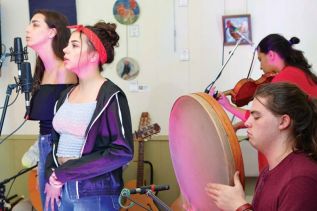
[245,66,317,121]
[272,66,317,98]
[252,152,317,211]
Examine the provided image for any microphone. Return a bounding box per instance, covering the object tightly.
[129,184,170,194]
[10,37,28,79]
[20,62,33,118]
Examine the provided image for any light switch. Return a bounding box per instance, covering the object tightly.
[128,81,150,92]
[129,25,140,37]
[138,84,149,92]
[179,48,190,61]
[129,81,139,92]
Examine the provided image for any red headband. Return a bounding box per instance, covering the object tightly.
[67,25,108,64]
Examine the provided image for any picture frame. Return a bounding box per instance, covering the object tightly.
[116,57,140,81]
[222,14,252,46]
[113,0,140,25]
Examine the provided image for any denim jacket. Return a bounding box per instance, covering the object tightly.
[45,79,134,197]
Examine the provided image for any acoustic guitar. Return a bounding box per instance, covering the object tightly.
[171,193,186,211]
[121,112,160,211]
[28,169,42,211]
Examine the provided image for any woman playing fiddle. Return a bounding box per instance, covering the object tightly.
[212,33,317,171]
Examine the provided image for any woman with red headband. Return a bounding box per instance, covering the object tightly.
[44,21,134,211]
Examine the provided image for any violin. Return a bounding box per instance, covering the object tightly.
[219,73,275,107]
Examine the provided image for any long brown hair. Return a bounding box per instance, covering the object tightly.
[31,10,70,93]
[255,82,317,161]
[257,34,317,84]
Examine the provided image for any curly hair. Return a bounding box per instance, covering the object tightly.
[83,21,120,71]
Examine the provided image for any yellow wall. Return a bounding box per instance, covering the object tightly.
[0,135,37,200]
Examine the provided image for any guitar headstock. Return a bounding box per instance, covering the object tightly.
[139,112,151,130]
[135,123,161,141]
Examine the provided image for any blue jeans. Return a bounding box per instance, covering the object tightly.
[59,181,120,211]
[37,134,57,211]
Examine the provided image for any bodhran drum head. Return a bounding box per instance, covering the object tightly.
[169,93,245,211]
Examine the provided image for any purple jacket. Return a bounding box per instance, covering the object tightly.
[45,79,134,197]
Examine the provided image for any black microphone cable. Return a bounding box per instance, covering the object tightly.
[246,47,257,79]
[3,164,37,207]
[5,168,25,200]
[0,119,27,145]
[0,91,20,109]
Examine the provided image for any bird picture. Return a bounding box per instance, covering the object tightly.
[222,15,252,45]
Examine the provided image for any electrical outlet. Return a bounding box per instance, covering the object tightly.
[129,81,139,92]
[138,84,149,92]
[129,25,140,37]
[179,49,190,61]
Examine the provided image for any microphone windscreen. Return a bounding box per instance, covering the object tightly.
[21,62,33,93]
[14,37,24,64]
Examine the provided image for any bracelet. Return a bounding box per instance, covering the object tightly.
[49,173,63,188]
[50,182,63,188]
[236,203,253,211]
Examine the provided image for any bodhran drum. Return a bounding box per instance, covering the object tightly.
[169,93,245,211]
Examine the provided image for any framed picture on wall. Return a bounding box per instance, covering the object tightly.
[116,57,140,80]
[113,0,140,25]
[222,14,252,46]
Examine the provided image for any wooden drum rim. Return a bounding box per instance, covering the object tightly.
[194,92,245,186]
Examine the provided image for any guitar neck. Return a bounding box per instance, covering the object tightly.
[136,140,145,187]
[134,112,160,188]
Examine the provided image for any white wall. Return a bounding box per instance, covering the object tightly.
[1,0,317,175]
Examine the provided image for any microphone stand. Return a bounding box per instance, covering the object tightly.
[0,164,37,210]
[146,190,171,211]
[0,38,28,136]
[119,188,152,211]
[204,37,246,93]
[0,84,18,136]
[119,188,171,211]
